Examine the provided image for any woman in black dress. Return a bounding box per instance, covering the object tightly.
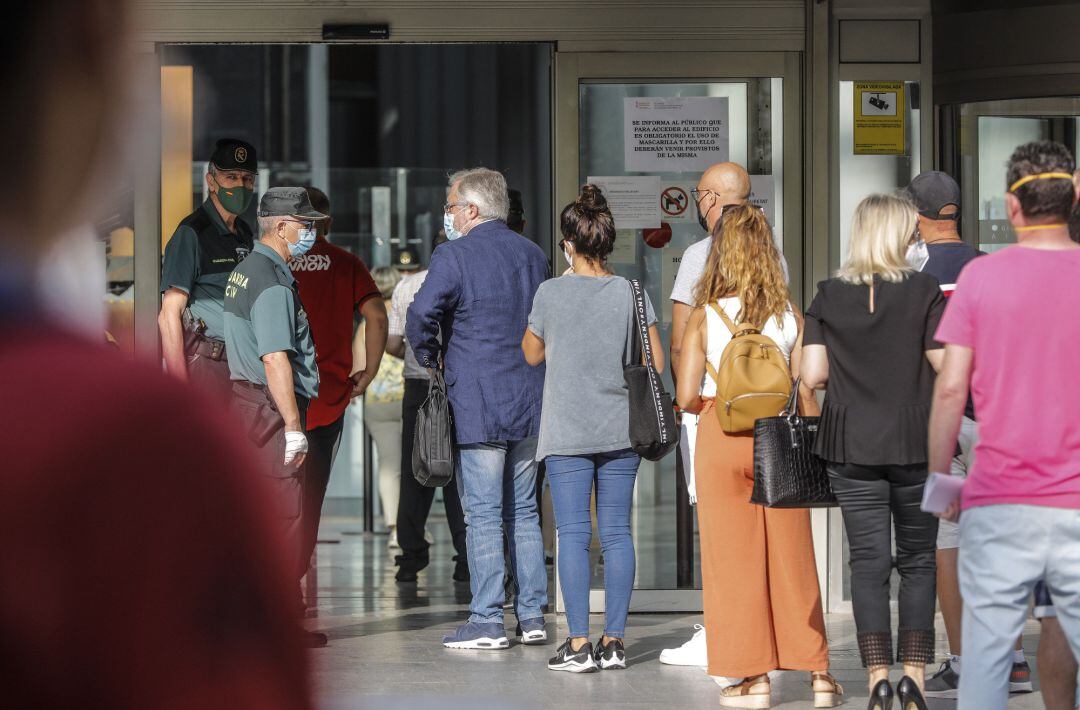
[801,193,945,710]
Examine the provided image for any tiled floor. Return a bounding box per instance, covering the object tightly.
[306,520,1053,710]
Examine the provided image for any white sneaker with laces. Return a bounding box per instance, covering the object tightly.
[659,624,708,667]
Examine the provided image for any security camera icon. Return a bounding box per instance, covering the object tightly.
[869,95,890,111]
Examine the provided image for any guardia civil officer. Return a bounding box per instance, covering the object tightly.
[223,186,326,646]
[158,138,257,399]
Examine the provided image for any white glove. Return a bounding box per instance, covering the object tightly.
[681,414,699,505]
[284,430,308,468]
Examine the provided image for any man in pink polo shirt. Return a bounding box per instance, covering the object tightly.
[929,140,1080,710]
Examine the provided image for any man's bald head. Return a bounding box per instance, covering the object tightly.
[695,162,751,233]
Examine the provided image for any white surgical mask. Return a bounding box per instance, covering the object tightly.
[444,211,463,241]
[563,244,574,268]
[290,227,317,257]
[906,237,929,271]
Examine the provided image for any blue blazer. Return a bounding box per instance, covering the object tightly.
[406,220,549,445]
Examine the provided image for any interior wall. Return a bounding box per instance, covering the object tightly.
[133,0,805,51]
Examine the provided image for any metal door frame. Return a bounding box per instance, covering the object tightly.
[553,50,804,613]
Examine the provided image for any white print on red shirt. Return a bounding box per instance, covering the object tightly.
[290,254,332,272]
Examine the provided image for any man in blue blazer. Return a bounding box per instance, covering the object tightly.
[407,168,550,650]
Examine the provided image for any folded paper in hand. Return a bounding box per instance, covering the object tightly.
[920,472,964,514]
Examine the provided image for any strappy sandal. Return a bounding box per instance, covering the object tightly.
[718,674,771,709]
[812,672,845,708]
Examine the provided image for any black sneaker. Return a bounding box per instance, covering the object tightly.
[924,658,959,699]
[547,638,598,673]
[593,637,626,670]
[1010,661,1033,693]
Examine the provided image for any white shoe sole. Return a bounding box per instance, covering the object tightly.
[598,656,626,670]
[443,636,509,650]
[659,652,707,667]
[547,659,598,673]
[519,630,547,645]
[924,688,958,699]
[814,691,842,708]
[1010,681,1034,693]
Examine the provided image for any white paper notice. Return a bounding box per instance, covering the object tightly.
[660,247,683,323]
[587,176,661,230]
[609,229,639,265]
[624,97,729,173]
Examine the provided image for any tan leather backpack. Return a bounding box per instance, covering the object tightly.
[705,303,793,433]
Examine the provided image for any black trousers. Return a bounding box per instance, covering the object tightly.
[299,412,346,578]
[395,377,466,572]
[186,349,232,405]
[231,383,309,581]
[827,462,939,667]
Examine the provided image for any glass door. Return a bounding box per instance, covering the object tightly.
[554,51,803,612]
[954,97,1080,252]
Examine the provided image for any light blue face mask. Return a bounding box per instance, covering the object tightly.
[443,211,463,241]
[288,226,317,258]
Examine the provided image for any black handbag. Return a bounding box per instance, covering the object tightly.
[751,378,837,508]
[412,370,455,487]
[623,278,678,461]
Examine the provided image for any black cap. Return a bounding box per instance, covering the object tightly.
[210,138,257,173]
[905,171,961,219]
[258,187,328,220]
[393,247,421,271]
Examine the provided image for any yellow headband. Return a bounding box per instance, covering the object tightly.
[1009,172,1074,192]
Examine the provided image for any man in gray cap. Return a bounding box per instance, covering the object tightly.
[159,138,258,399]
[223,186,327,645]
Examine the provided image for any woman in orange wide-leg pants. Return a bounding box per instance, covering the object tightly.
[695,401,830,679]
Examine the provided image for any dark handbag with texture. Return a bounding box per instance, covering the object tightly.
[623,278,678,461]
[412,370,455,487]
[751,378,837,508]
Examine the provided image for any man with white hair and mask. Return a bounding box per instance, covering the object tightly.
[408,168,550,650]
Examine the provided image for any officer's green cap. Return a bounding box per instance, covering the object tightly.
[258,187,329,220]
[210,138,257,173]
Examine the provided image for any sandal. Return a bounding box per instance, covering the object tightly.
[718,674,771,709]
[812,672,845,708]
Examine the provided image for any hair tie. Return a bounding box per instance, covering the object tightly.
[1009,172,1074,193]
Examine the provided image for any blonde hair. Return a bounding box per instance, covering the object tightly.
[838,193,917,285]
[693,204,790,327]
[372,266,401,299]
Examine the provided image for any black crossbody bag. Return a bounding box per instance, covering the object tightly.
[623,279,678,461]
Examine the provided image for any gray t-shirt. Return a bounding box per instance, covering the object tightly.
[528,275,657,461]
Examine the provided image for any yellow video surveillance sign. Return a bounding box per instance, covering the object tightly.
[854,82,906,155]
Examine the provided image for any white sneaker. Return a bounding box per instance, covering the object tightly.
[659,624,708,667]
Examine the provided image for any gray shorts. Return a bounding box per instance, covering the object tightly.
[937,416,978,550]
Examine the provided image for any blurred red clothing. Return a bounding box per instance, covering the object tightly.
[0,323,312,710]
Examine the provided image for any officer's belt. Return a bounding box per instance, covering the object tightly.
[188,334,226,361]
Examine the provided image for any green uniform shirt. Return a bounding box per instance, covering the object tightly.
[222,242,319,399]
[161,199,255,340]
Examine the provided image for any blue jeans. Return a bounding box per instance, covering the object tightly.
[546,449,640,638]
[456,438,547,624]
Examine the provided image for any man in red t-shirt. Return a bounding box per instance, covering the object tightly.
[293,187,386,582]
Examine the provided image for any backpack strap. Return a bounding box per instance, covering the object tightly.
[708,302,760,336]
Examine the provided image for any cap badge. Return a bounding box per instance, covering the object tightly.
[234,146,248,163]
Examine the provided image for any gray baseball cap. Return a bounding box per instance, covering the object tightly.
[905,171,961,219]
[257,187,328,220]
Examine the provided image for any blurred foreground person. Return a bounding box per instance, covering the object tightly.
[0,2,311,708]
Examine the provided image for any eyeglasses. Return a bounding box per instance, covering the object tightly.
[282,218,314,230]
[690,188,715,204]
[443,201,470,214]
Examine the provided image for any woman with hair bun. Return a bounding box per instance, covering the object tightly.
[522,184,664,673]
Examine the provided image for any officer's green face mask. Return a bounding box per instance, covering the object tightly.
[211,175,255,215]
